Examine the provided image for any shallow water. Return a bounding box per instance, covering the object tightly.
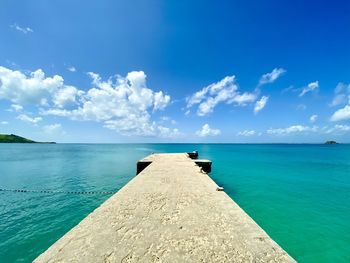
[0,144,349,262]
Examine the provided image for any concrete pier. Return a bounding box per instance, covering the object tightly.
[35,153,295,262]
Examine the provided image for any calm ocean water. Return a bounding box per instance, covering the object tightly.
[0,144,349,262]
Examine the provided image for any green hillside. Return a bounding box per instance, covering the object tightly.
[0,134,55,143]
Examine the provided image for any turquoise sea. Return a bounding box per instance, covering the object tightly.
[1,144,349,262]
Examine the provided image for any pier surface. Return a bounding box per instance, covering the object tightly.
[35,153,295,262]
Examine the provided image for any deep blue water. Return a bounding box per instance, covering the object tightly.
[0,144,349,262]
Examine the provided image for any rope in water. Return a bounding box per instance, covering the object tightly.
[0,188,116,195]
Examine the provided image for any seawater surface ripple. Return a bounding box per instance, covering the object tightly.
[0,144,349,262]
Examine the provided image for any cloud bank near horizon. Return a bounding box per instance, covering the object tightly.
[1,65,349,141]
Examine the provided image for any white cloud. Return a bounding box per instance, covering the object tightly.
[258,68,286,86]
[0,66,68,105]
[310,114,318,123]
[41,108,71,117]
[187,75,256,116]
[43,123,64,134]
[103,120,181,138]
[267,124,350,136]
[254,96,269,114]
[299,81,319,97]
[157,126,182,138]
[43,70,174,137]
[8,104,23,112]
[0,66,175,137]
[196,124,221,137]
[267,125,318,135]
[52,86,83,108]
[1,121,8,125]
[237,130,256,136]
[67,66,76,72]
[17,114,42,125]
[10,24,33,34]
[153,91,170,111]
[330,103,350,122]
[330,83,350,107]
[323,124,350,134]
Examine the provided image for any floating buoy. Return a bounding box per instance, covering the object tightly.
[0,188,115,195]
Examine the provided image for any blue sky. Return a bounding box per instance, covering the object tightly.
[1,0,350,143]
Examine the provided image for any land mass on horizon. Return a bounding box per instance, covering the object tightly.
[0,134,55,144]
[324,140,338,144]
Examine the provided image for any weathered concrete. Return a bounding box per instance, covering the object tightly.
[35,153,295,263]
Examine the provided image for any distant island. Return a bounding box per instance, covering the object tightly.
[0,134,56,144]
[325,140,338,145]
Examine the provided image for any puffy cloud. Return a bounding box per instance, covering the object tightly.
[157,126,182,138]
[330,84,350,122]
[41,108,71,117]
[258,68,286,86]
[237,130,256,136]
[154,91,170,111]
[310,114,318,123]
[0,66,176,136]
[187,75,256,116]
[267,125,318,135]
[254,96,269,114]
[1,121,8,125]
[44,71,173,137]
[330,83,350,107]
[330,103,350,122]
[103,120,180,138]
[0,66,68,105]
[232,93,257,105]
[16,114,42,125]
[299,81,319,97]
[10,24,33,34]
[0,66,175,137]
[196,124,221,137]
[53,86,83,108]
[43,123,64,134]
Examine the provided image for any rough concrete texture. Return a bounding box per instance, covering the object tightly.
[35,153,295,263]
